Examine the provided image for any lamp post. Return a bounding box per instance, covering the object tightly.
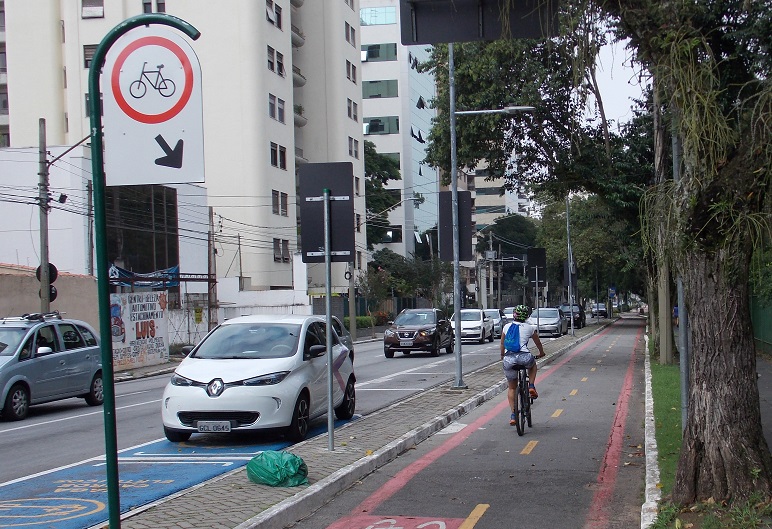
[448,42,534,388]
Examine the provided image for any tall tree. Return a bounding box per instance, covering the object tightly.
[363,140,402,249]
[597,0,772,503]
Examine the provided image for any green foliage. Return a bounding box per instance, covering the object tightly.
[751,246,772,304]
[343,316,375,329]
[650,361,682,496]
[364,140,402,249]
[371,248,452,306]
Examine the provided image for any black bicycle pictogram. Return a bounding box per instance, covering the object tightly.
[129,62,176,99]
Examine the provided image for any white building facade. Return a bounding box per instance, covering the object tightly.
[3,0,366,300]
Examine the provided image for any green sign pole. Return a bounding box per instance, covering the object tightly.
[87,14,200,527]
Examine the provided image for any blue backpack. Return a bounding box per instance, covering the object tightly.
[503,322,521,353]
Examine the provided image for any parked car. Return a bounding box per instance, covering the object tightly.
[559,303,586,329]
[483,308,506,338]
[0,311,103,421]
[501,307,517,325]
[161,314,356,442]
[450,309,495,343]
[591,303,608,318]
[383,308,453,358]
[330,315,354,363]
[526,307,568,337]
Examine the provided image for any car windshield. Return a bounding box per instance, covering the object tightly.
[460,311,482,321]
[0,328,27,356]
[532,309,559,319]
[394,311,435,325]
[559,305,579,313]
[483,310,500,319]
[192,323,301,359]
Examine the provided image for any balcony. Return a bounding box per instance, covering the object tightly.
[293,105,307,127]
[291,24,305,47]
[295,147,308,165]
[290,0,303,6]
[292,65,306,87]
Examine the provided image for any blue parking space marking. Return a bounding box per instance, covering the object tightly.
[0,417,357,529]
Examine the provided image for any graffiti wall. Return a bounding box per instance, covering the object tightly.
[110,292,169,369]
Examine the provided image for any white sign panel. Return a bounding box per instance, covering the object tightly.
[110,291,170,370]
[102,26,204,185]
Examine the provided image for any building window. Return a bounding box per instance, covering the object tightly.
[83,44,97,68]
[142,0,152,13]
[0,88,8,115]
[347,98,358,121]
[81,0,104,19]
[362,79,398,98]
[272,190,280,214]
[279,146,287,169]
[357,251,362,270]
[269,94,277,119]
[273,239,282,261]
[0,132,10,148]
[274,239,290,262]
[84,93,103,117]
[276,52,285,76]
[0,52,7,73]
[267,46,275,72]
[364,116,399,135]
[282,239,290,262]
[266,1,282,29]
[360,6,397,26]
[346,61,357,83]
[348,137,359,159]
[356,214,361,232]
[382,225,403,243]
[345,0,354,9]
[271,142,279,166]
[272,190,288,216]
[281,192,288,216]
[362,43,398,62]
[156,0,165,12]
[345,22,356,46]
[354,177,360,196]
[277,98,285,122]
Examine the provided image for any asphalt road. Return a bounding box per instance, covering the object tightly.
[0,338,502,484]
[285,318,648,529]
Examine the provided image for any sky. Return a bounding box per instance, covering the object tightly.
[591,40,648,127]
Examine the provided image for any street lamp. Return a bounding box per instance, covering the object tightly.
[448,43,535,388]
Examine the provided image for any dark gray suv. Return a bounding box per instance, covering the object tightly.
[383,308,454,358]
[0,312,103,421]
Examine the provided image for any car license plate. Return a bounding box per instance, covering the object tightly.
[197,421,231,433]
[400,340,413,347]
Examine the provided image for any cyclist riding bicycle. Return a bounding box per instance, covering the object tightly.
[500,305,546,426]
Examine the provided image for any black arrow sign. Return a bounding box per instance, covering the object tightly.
[154,135,184,168]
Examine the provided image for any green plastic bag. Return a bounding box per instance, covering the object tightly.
[246,450,309,487]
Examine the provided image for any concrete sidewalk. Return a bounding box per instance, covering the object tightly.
[112,318,621,529]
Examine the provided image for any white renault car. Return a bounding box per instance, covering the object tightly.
[450,308,494,343]
[161,314,356,442]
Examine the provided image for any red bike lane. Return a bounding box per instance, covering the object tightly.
[317,318,646,529]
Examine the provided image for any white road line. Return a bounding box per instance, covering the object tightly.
[357,388,425,391]
[0,399,160,434]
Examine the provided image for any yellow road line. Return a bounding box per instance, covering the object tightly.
[581,377,588,382]
[459,503,490,529]
[521,440,538,454]
[552,409,563,417]
[570,389,578,396]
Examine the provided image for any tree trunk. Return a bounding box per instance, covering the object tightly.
[674,197,772,504]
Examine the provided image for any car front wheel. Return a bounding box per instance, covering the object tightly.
[287,393,310,442]
[3,383,29,421]
[384,347,394,359]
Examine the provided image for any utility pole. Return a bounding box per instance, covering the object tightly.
[348,261,357,341]
[87,181,94,275]
[497,243,502,307]
[38,118,51,313]
[488,230,494,310]
[237,234,244,290]
[207,207,218,330]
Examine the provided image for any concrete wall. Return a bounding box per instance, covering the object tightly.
[0,264,99,328]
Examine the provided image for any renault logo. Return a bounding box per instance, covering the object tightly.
[207,378,224,397]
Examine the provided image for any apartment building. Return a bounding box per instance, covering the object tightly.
[359,0,439,258]
[3,0,366,298]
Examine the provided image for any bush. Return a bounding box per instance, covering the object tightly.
[372,311,392,326]
[343,316,375,328]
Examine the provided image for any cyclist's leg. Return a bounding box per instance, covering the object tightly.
[507,378,517,425]
[527,358,539,398]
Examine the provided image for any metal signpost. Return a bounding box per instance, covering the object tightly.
[88,14,201,527]
[299,163,355,451]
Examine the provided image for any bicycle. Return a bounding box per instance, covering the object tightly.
[130,62,176,99]
[513,366,533,436]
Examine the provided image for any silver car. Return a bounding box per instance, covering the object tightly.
[0,312,103,421]
[483,309,505,338]
[526,308,569,337]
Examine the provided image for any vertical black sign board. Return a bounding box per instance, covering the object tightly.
[298,162,355,263]
[526,247,546,285]
[399,0,559,45]
[438,190,473,262]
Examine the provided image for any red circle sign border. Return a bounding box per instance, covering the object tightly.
[111,35,194,124]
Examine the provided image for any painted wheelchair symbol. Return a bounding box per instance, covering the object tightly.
[130,62,176,99]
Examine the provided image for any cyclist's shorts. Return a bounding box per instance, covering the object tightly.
[502,352,535,380]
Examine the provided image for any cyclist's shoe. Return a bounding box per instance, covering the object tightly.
[529,385,539,399]
[509,412,517,426]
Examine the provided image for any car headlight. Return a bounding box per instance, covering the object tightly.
[170,373,194,386]
[243,371,290,386]
[471,326,480,331]
[384,329,395,337]
[418,328,435,337]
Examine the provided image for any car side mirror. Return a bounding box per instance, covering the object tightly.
[181,345,194,356]
[308,344,326,358]
[387,321,394,326]
[36,346,53,356]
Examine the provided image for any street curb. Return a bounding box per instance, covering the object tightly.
[641,333,661,528]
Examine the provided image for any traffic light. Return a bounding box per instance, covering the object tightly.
[36,262,58,303]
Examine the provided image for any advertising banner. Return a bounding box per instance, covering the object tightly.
[109,291,169,370]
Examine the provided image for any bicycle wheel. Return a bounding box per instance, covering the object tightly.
[514,373,524,436]
[129,80,147,99]
[525,375,533,428]
[158,78,176,97]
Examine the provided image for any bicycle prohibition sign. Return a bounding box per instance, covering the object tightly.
[130,62,176,99]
